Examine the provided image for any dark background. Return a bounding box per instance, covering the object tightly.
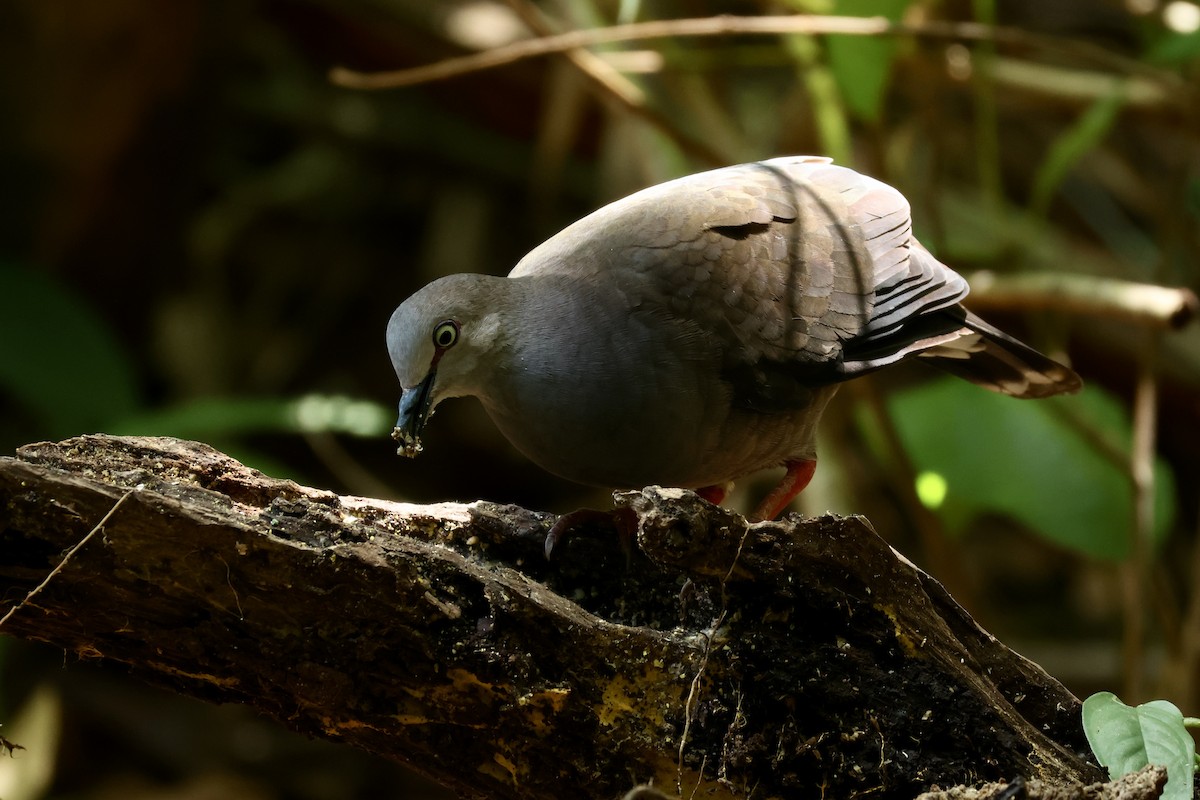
[1,0,1198,797]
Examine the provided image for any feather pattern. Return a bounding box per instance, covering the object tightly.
[388,157,1081,502]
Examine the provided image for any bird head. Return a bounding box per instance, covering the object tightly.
[385,274,504,457]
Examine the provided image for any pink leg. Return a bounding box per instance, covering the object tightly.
[750,459,816,521]
[695,483,732,506]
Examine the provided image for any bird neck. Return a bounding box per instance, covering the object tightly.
[502,275,619,355]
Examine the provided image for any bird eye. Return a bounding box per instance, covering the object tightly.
[432,320,459,349]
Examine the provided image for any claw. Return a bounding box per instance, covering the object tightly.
[544,507,638,560]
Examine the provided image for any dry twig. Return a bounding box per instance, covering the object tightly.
[966,272,1198,330]
[329,14,1183,95]
[0,486,135,629]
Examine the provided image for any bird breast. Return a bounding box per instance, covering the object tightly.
[478,277,833,489]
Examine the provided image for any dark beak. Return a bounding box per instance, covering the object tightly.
[392,370,437,457]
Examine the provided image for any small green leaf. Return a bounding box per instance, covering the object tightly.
[1083,692,1196,800]
[1083,692,1149,777]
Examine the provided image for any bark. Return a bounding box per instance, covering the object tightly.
[0,435,1114,799]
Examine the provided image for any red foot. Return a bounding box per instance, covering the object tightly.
[750,459,816,521]
[695,483,732,506]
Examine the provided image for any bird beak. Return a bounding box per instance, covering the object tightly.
[392,370,437,458]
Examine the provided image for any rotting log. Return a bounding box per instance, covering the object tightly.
[0,435,1111,799]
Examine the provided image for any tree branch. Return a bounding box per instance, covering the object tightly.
[966,272,1198,330]
[328,14,1184,99]
[0,436,1111,798]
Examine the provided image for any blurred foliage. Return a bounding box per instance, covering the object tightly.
[824,0,909,122]
[0,263,139,438]
[1,0,1199,797]
[0,685,58,800]
[1031,87,1128,217]
[880,378,1175,561]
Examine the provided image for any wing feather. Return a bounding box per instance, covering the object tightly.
[507,157,1072,411]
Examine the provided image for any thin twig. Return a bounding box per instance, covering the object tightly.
[502,0,727,165]
[678,520,756,792]
[990,57,1170,107]
[1171,500,1200,710]
[677,609,723,796]
[0,487,136,629]
[330,15,887,89]
[329,14,1183,94]
[1042,400,1131,477]
[504,0,646,108]
[971,0,1004,225]
[1121,329,1160,701]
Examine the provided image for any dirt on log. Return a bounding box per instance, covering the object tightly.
[0,435,1112,799]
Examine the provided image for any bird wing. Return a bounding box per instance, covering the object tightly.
[510,157,974,411]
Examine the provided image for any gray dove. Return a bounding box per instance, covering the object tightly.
[386,156,1081,521]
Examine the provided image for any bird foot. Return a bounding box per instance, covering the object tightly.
[544,506,639,560]
[749,459,816,521]
[694,482,733,506]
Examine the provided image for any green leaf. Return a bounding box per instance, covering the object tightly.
[1084,693,1153,777]
[881,378,1175,560]
[1147,30,1200,65]
[1083,692,1196,800]
[0,263,140,436]
[1030,87,1126,216]
[824,0,909,122]
[782,33,852,164]
[109,394,393,439]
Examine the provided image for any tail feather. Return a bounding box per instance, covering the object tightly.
[918,310,1081,399]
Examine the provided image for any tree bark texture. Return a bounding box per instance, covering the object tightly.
[0,436,1110,799]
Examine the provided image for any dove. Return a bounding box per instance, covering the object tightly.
[386,156,1080,521]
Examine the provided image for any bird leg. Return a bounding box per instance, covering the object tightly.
[749,459,816,521]
[694,483,732,506]
[545,463,812,557]
[544,506,638,560]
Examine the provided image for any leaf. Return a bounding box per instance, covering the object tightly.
[881,378,1175,560]
[1083,692,1196,800]
[783,33,852,164]
[1147,30,1200,65]
[0,263,139,436]
[1030,87,1126,216]
[107,395,392,482]
[824,0,910,122]
[1084,693,1151,776]
[109,394,393,439]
